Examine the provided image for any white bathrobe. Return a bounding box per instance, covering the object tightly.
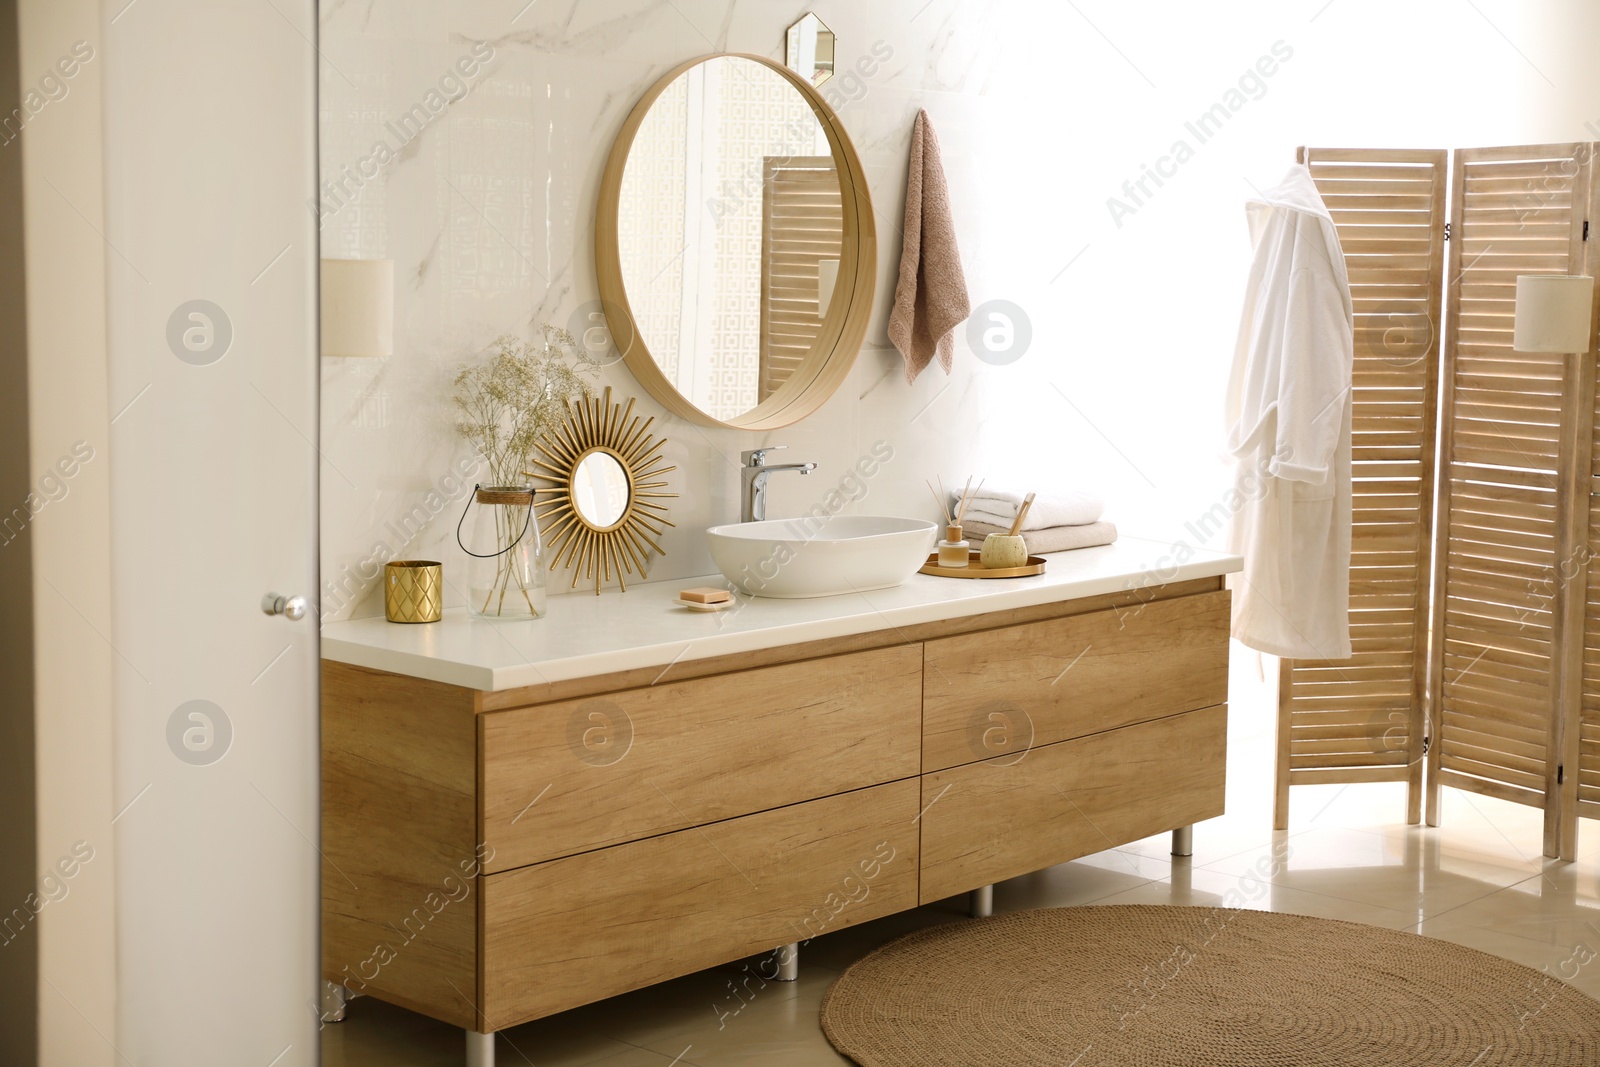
[1225,165,1354,660]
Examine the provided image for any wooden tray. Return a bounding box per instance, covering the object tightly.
[919,550,1047,579]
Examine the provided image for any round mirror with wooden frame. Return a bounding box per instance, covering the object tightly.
[596,52,876,430]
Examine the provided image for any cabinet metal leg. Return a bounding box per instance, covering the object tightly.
[774,942,799,982]
[970,884,994,918]
[466,1029,495,1067]
[1171,825,1193,858]
[320,980,347,1023]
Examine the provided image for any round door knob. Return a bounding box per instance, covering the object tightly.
[261,592,308,621]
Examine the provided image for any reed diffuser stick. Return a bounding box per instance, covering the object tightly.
[927,479,952,524]
[956,478,985,525]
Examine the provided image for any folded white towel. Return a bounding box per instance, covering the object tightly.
[954,488,1104,530]
[966,519,1118,554]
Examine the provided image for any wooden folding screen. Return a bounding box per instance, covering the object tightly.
[1429,144,1598,860]
[1273,143,1600,859]
[1274,148,1448,830]
[1582,337,1600,846]
[758,156,842,401]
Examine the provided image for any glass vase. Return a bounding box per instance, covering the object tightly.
[459,485,547,620]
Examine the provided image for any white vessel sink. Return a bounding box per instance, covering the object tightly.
[706,515,938,599]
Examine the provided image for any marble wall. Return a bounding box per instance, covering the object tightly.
[317,0,1551,620]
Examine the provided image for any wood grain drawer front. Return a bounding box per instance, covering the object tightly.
[918,704,1227,903]
[481,779,921,1030]
[480,645,922,872]
[922,590,1229,772]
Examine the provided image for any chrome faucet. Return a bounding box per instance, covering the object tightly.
[741,446,817,522]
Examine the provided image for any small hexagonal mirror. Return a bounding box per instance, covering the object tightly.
[785,13,836,87]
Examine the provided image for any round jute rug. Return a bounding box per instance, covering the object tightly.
[819,905,1600,1066]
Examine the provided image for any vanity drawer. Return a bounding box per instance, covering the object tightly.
[479,644,922,872]
[918,704,1227,903]
[921,590,1229,772]
[480,778,920,1029]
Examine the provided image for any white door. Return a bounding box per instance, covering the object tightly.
[102,2,320,1064]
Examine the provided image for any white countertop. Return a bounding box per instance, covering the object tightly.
[320,537,1242,692]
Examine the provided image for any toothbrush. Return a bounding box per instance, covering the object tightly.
[1007,492,1036,536]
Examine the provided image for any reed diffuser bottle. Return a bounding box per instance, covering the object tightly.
[930,475,985,568]
[937,523,970,567]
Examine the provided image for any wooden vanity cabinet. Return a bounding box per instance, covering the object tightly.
[321,577,1229,1034]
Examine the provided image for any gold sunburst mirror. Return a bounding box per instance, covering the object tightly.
[527,387,676,594]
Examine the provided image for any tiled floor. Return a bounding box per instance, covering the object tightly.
[323,646,1600,1065]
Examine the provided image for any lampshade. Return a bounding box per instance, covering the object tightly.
[817,258,840,318]
[320,258,394,357]
[1513,274,1594,353]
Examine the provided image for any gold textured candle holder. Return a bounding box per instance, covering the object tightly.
[384,560,442,623]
